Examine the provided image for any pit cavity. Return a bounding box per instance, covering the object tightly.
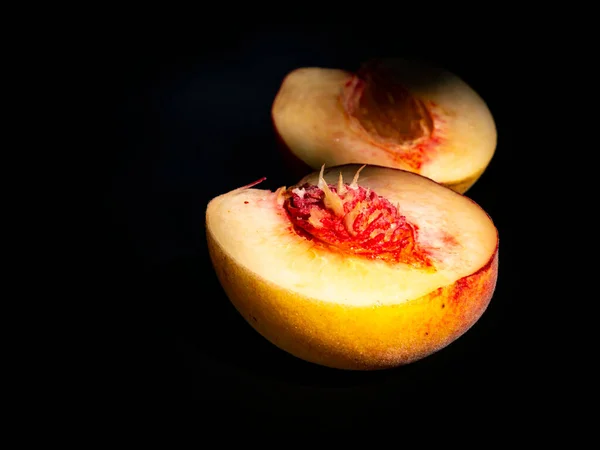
[343,61,435,147]
[282,165,432,267]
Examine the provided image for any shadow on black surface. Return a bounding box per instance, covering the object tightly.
[134,240,517,416]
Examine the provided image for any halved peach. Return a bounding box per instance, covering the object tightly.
[206,164,498,370]
[272,58,497,193]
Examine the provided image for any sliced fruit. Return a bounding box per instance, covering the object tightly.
[272,58,497,193]
[206,164,498,370]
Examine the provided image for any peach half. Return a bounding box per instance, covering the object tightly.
[272,58,497,193]
[206,164,498,370]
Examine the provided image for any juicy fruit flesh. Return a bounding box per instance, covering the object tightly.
[283,166,432,267]
[206,164,499,368]
[206,165,498,307]
[344,62,434,145]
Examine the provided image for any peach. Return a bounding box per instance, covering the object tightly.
[271,58,497,193]
[206,164,498,370]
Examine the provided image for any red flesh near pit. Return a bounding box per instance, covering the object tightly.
[283,181,433,268]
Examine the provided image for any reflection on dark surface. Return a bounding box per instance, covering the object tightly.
[106,26,530,418]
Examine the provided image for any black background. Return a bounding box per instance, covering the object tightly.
[101,23,548,424]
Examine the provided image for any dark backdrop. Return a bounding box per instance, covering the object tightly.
[101,24,544,424]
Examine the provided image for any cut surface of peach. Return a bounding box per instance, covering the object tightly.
[206,164,498,370]
[272,58,497,193]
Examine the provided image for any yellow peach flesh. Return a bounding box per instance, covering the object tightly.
[206,165,498,369]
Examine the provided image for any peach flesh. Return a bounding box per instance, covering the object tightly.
[271,58,497,193]
[206,164,499,370]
